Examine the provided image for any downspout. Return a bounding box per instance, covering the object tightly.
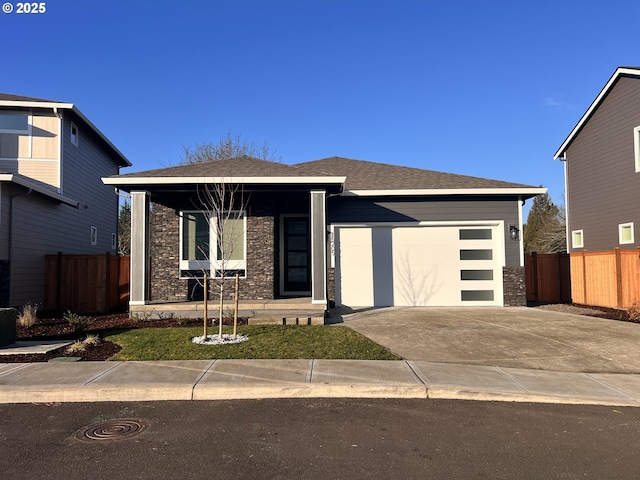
[8,188,32,306]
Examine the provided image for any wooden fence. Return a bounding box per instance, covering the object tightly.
[570,248,640,309]
[525,252,572,304]
[44,253,130,313]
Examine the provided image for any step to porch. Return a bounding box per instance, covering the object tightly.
[129,299,326,325]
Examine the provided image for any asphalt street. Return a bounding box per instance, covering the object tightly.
[1,398,639,480]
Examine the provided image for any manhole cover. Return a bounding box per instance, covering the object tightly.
[74,419,148,442]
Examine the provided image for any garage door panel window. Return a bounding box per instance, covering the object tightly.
[459,229,492,240]
[460,269,494,281]
[460,249,493,261]
[461,290,495,302]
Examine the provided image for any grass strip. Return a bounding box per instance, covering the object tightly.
[105,325,400,361]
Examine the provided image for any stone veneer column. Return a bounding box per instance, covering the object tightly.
[503,266,527,306]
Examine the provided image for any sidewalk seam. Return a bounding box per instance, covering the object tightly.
[191,359,217,400]
[83,362,122,386]
[583,373,637,400]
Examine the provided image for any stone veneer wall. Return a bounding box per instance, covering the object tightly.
[503,266,526,306]
[327,267,335,307]
[0,261,9,307]
[150,203,189,302]
[149,202,275,302]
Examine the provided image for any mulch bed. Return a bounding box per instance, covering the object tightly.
[3,313,239,363]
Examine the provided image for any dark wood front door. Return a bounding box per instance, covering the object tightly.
[282,217,311,293]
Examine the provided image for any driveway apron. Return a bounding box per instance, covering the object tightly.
[339,307,640,373]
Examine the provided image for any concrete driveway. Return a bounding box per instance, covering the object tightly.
[336,307,640,373]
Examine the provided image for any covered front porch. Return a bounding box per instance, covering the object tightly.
[129,297,326,325]
[102,158,346,318]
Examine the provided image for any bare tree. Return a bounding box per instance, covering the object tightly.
[117,200,131,256]
[181,131,281,165]
[194,180,247,340]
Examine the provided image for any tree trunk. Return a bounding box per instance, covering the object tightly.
[203,273,208,338]
[219,283,224,339]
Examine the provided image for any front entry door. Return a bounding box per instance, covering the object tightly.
[282,216,311,294]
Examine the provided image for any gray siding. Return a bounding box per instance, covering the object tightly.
[0,184,8,259]
[5,113,122,306]
[60,113,120,254]
[328,196,522,267]
[566,76,640,252]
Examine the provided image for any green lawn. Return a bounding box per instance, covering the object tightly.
[105,325,400,361]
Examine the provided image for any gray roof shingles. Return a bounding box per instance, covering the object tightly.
[0,93,61,103]
[293,156,533,190]
[109,155,536,191]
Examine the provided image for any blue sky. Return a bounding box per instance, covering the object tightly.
[2,0,639,216]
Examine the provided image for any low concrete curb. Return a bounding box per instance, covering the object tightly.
[1,360,640,406]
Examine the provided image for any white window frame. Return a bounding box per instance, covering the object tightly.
[111,232,117,250]
[571,229,584,249]
[179,211,211,273]
[90,226,98,246]
[70,122,79,146]
[211,211,247,275]
[179,210,247,278]
[634,125,640,172]
[619,222,634,245]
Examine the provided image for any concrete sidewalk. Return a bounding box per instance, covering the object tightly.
[2,359,640,407]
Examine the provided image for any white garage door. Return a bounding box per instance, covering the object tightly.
[334,223,504,307]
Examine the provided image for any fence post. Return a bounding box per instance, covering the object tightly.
[615,247,623,309]
[105,252,111,312]
[531,252,538,302]
[581,251,587,305]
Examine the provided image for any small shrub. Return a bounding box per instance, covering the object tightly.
[18,302,39,328]
[82,334,101,346]
[66,340,86,353]
[63,310,94,333]
[223,306,236,320]
[628,303,640,323]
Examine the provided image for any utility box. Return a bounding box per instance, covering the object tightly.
[0,308,16,347]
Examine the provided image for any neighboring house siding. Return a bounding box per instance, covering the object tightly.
[0,185,8,306]
[0,184,8,259]
[328,196,522,266]
[0,111,60,191]
[3,113,121,306]
[566,76,640,252]
[9,191,117,306]
[60,114,120,251]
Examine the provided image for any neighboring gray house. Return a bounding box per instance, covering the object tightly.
[554,66,640,252]
[104,156,543,310]
[0,94,131,307]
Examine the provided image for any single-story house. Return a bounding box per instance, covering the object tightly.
[103,156,544,310]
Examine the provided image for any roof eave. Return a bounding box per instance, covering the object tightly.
[554,67,640,160]
[343,187,547,198]
[102,175,347,190]
[0,173,80,207]
[0,99,132,168]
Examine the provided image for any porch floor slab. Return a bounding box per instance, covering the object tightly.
[130,298,326,324]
